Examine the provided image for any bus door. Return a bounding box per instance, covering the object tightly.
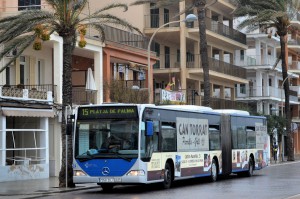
[220,114,232,175]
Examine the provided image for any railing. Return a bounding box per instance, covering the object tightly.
[184,56,246,79]
[287,39,300,45]
[236,55,282,68]
[202,98,251,110]
[236,86,298,102]
[290,86,300,97]
[72,87,97,105]
[0,84,55,102]
[289,61,300,70]
[144,14,246,44]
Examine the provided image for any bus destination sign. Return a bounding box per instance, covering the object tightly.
[77,106,138,120]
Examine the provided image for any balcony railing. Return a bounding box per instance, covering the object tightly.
[202,98,251,110]
[144,14,246,45]
[289,61,300,70]
[236,55,282,68]
[287,39,300,45]
[0,84,55,102]
[72,87,97,105]
[236,86,298,102]
[183,56,246,79]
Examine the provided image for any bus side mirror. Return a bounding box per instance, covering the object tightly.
[146,121,154,136]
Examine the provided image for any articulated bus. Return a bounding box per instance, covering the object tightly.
[72,104,269,191]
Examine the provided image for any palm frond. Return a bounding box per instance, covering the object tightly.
[93,3,129,16]
[87,13,143,35]
[0,10,54,44]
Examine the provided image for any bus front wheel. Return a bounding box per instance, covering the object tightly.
[162,162,173,189]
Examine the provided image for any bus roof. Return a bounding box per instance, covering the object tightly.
[212,109,250,116]
[155,105,217,115]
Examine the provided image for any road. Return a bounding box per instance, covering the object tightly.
[28,161,300,199]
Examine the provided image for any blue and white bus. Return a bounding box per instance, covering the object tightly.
[72,104,269,191]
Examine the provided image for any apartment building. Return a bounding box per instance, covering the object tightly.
[0,0,151,182]
[136,1,249,106]
[234,13,300,156]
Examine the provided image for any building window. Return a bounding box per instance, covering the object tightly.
[165,46,170,68]
[5,67,10,85]
[240,84,246,94]
[18,0,41,11]
[152,42,160,69]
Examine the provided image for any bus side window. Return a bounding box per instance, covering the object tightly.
[237,127,246,149]
[209,127,221,150]
[161,122,176,152]
[246,127,256,149]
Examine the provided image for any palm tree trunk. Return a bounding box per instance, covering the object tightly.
[59,35,75,187]
[280,34,294,161]
[196,0,210,107]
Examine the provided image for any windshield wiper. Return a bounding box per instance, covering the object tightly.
[76,150,95,162]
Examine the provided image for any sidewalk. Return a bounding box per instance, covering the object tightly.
[0,177,98,197]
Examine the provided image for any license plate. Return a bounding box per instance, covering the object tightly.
[99,177,121,183]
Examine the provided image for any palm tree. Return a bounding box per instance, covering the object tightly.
[0,0,141,187]
[131,0,215,107]
[234,0,300,161]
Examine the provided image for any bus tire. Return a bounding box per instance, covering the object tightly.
[162,162,173,189]
[210,159,218,182]
[246,158,254,177]
[101,184,114,192]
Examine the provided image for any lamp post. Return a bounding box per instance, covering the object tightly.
[147,14,197,104]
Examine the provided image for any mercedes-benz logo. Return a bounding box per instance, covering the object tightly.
[102,167,110,175]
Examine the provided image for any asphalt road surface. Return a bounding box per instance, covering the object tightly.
[28,161,300,199]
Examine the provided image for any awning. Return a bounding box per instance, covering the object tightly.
[1,108,55,118]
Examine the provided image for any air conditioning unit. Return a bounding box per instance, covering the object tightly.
[5,49,17,57]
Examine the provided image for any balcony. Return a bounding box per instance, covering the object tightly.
[72,80,146,105]
[0,84,55,103]
[72,87,97,105]
[144,14,246,45]
[202,98,251,110]
[290,86,300,97]
[184,56,246,79]
[236,86,298,102]
[237,55,281,68]
[289,61,300,71]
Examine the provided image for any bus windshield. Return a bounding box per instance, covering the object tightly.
[74,119,139,161]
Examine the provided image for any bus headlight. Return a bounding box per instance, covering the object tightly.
[74,170,86,176]
[127,170,145,176]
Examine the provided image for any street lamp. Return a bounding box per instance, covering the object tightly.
[147,14,197,103]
